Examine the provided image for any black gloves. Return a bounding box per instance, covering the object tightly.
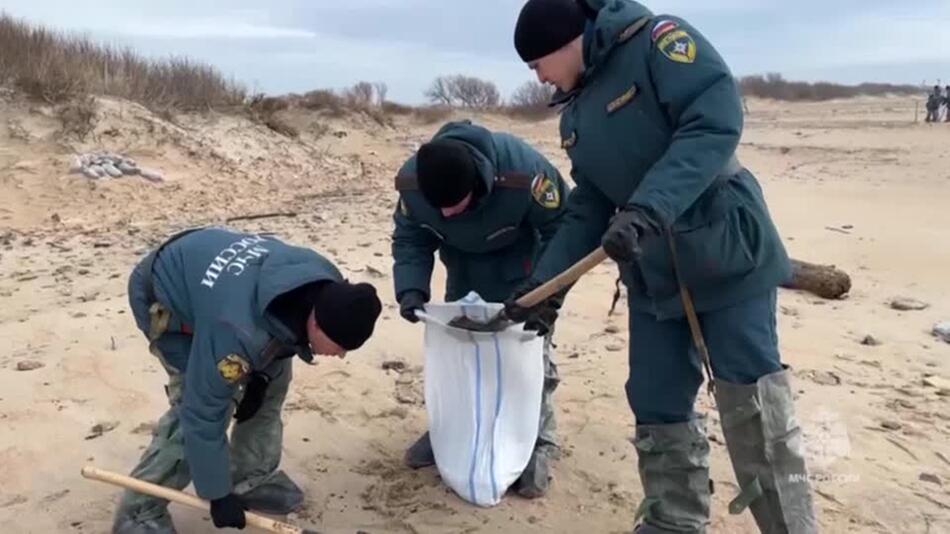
[503,279,564,337]
[601,207,659,264]
[210,493,247,529]
[398,290,427,323]
[234,372,270,423]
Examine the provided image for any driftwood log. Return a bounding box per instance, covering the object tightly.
[781,259,852,299]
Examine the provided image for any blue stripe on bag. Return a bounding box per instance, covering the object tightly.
[466,308,482,504]
[490,329,503,502]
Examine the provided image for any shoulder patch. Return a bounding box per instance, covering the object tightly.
[531,174,561,209]
[651,19,678,42]
[217,354,250,384]
[395,173,418,191]
[495,172,533,189]
[657,28,697,64]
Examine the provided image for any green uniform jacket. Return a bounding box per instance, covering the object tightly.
[392,120,569,303]
[148,228,342,499]
[533,0,791,319]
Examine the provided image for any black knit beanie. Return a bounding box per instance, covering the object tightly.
[416,139,479,208]
[312,281,382,351]
[514,0,588,63]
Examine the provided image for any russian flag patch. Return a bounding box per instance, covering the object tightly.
[651,19,678,42]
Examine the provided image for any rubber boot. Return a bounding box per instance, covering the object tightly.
[236,470,304,515]
[513,338,560,498]
[111,513,177,534]
[512,442,559,498]
[632,417,711,533]
[716,369,818,534]
[404,431,435,469]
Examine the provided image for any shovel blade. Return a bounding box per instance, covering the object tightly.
[446,311,512,332]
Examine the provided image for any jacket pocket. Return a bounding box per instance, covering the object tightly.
[637,206,756,299]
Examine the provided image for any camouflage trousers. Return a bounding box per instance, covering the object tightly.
[114,303,292,524]
[538,336,559,451]
[513,335,560,495]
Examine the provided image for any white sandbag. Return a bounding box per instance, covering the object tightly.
[417,292,545,507]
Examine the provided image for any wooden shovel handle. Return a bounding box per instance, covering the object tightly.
[81,466,306,534]
[515,247,609,309]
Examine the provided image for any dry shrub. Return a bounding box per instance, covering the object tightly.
[382,101,413,115]
[504,80,556,120]
[365,107,394,128]
[373,82,388,106]
[247,93,290,115]
[309,120,330,139]
[413,105,452,124]
[56,95,98,139]
[343,81,375,108]
[739,73,921,101]
[503,104,557,121]
[0,12,245,109]
[301,89,345,115]
[262,115,299,138]
[510,80,554,107]
[151,106,177,125]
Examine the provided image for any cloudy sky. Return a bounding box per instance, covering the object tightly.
[3,0,948,102]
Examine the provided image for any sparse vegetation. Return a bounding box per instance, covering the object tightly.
[55,95,98,140]
[382,101,414,115]
[246,93,298,137]
[413,105,454,124]
[739,73,921,102]
[0,12,246,109]
[262,115,299,138]
[504,80,557,120]
[300,89,345,115]
[343,81,376,108]
[2,8,924,132]
[425,75,500,109]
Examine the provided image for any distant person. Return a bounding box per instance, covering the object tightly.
[391,119,569,498]
[113,227,382,533]
[926,85,942,123]
[944,85,950,122]
[512,1,817,532]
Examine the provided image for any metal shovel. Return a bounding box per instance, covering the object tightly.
[447,247,609,332]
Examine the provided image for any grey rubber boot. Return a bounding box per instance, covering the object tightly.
[236,470,304,515]
[716,370,818,534]
[512,442,559,498]
[111,513,177,534]
[513,338,560,498]
[632,417,711,533]
[404,431,435,469]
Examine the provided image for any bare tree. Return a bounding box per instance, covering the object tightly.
[424,76,453,106]
[510,80,555,108]
[424,74,500,108]
[344,81,374,108]
[373,81,388,106]
[452,75,500,108]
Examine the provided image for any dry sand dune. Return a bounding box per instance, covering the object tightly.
[0,91,948,533]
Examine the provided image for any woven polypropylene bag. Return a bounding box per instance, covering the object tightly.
[417,292,544,507]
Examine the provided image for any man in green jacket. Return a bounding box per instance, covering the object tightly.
[114,227,382,533]
[511,1,817,532]
[392,120,568,498]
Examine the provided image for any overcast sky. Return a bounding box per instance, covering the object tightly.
[3,0,948,102]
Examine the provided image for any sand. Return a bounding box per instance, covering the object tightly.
[0,91,948,533]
